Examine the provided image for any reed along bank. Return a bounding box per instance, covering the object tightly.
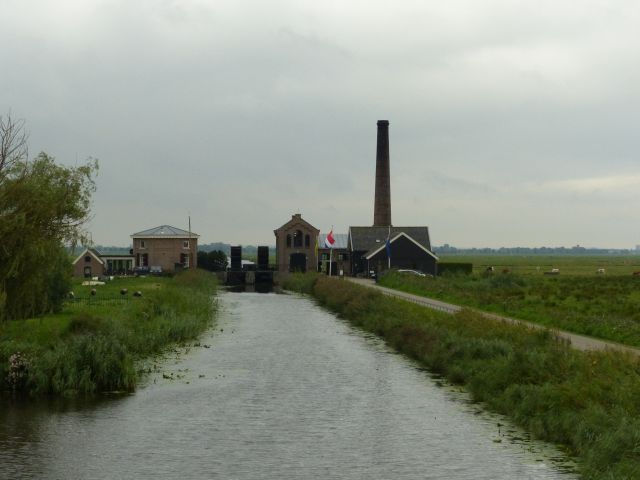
[283,274,640,480]
[0,269,217,397]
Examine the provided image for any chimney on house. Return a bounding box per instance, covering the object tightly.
[373,120,392,226]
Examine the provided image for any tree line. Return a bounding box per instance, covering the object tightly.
[197,250,227,271]
[0,114,97,321]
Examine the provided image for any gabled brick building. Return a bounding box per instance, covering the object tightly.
[274,214,319,273]
[72,248,105,278]
[72,247,135,278]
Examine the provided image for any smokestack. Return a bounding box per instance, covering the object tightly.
[373,120,391,226]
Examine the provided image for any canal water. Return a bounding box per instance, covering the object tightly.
[0,291,578,479]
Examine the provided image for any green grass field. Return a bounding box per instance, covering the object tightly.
[438,254,640,276]
[0,270,217,397]
[379,261,640,347]
[2,276,166,347]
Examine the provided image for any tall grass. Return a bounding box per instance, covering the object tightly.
[286,275,640,479]
[0,269,217,397]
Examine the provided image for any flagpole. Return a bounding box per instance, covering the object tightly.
[329,225,333,277]
[189,214,192,269]
[329,247,332,276]
[387,225,391,270]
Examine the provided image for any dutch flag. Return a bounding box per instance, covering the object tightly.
[325,230,335,248]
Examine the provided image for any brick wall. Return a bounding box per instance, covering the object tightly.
[133,237,198,272]
[73,253,104,278]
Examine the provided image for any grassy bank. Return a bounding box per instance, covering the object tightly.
[378,270,640,347]
[0,269,217,397]
[284,274,640,480]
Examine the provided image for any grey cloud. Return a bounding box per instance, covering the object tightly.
[2,0,639,247]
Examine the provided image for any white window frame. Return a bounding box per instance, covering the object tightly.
[183,240,190,249]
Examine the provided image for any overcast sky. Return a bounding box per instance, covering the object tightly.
[2,0,639,248]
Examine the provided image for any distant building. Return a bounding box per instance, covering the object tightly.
[348,120,438,276]
[317,233,350,275]
[348,226,437,276]
[72,247,134,278]
[274,214,319,273]
[131,225,199,272]
[272,119,438,277]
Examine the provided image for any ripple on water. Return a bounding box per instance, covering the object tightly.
[0,291,578,479]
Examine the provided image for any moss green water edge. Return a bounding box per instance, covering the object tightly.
[0,269,218,397]
[283,273,640,480]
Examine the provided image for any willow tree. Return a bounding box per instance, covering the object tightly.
[0,115,98,321]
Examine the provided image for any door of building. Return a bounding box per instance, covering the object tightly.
[289,253,307,273]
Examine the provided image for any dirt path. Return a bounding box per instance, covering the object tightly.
[346,277,640,357]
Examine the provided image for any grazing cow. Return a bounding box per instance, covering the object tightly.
[502,268,510,274]
[486,266,495,273]
[633,271,640,276]
[596,268,605,274]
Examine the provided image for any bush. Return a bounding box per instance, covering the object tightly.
[437,262,473,275]
[281,272,320,294]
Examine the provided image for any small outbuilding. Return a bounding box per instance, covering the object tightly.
[317,233,350,276]
[72,247,135,278]
[72,248,105,278]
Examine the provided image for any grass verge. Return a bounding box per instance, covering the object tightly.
[283,274,640,480]
[0,269,217,397]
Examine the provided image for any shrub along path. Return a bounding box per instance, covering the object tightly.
[347,277,640,357]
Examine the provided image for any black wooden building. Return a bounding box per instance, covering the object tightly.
[348,226,438,276]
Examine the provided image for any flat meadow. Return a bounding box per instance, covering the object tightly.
[440,254,640,276]
[379,255,640,347]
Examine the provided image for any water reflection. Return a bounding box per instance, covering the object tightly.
[0,292,577,479]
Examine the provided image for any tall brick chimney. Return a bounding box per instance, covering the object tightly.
[373,120,392,226]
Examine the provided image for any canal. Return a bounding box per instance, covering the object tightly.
[0,291,577,479]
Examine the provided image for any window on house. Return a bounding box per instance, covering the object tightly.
[140,240,146,249]
[84,255,91,263]
[305,234,310,248]
[142,253,149,266]
[181,253,189,268]
[293,230,303,248]
[183,240,190,249]
[286,234,292,247]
